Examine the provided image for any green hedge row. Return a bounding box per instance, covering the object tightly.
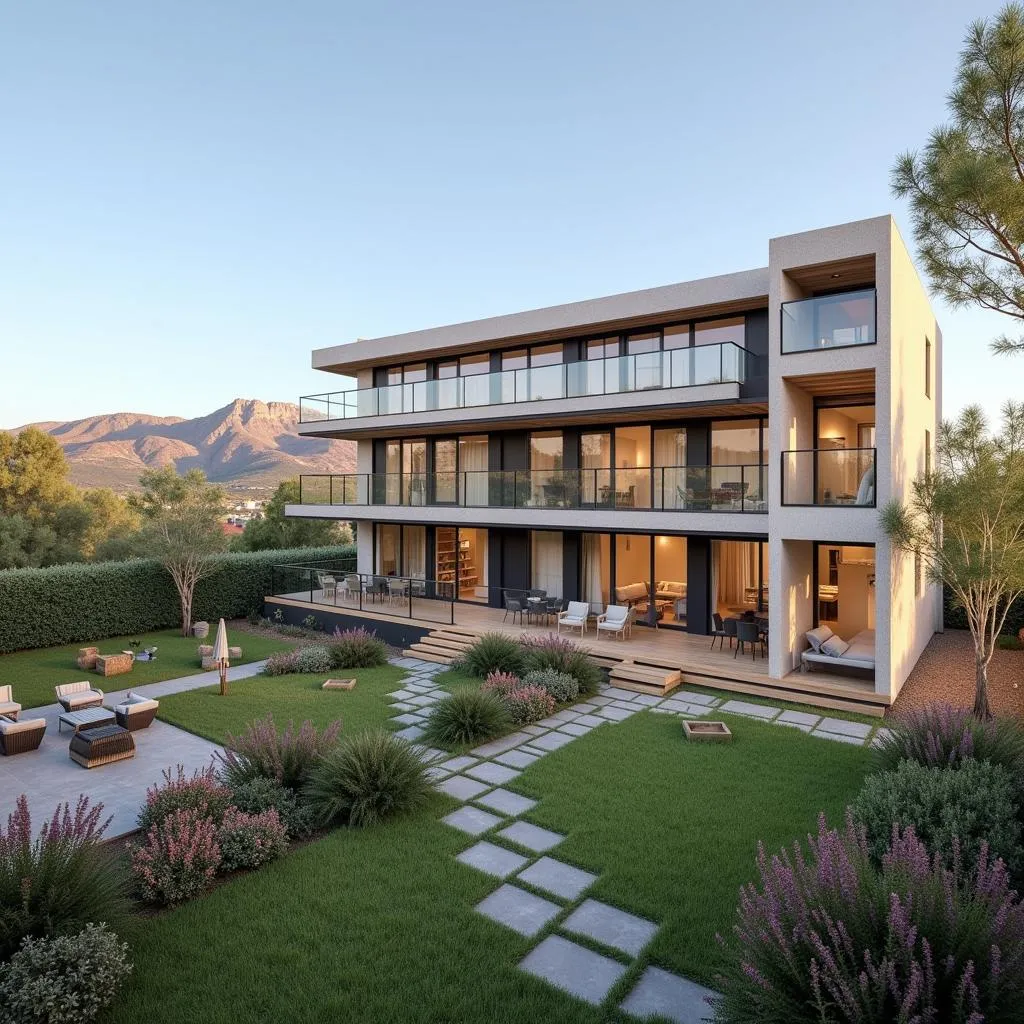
[943,587,1023,637]
[0,545,356,653]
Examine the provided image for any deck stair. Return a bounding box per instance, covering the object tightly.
[403,627,477,666]
[608,661,682,697]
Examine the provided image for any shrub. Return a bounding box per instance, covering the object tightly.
[0,545,355,654]
[457,632,526,677]
[422,688,512,747]
[263,650,300,676]
[293,644,334,674]
[304,731,431,828]
[228,777,318,840]
[218,714,342,791]
[0,796,127,963]
[521,633,602,695]
[329,626,388,669]
[0,924,132,1024]
[137,764,232,833]
[853,758,1023,878]
[715,812,1024,1024]
[217,807,288,871]
[503,685,556,725]
[481,670,520,696]
[523,668,579,703]
[874,702,1024,786]
[130,808,221,905]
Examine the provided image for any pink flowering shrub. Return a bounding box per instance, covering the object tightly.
[218,714,341,791]
[137,764,232,833]
[1,795,125,961]
[715,811,1024,1023]
[519,632,602,695]
[130,808,221,905]
[502,685,556,725]
[217,807,288,872]
[263,650,300,676]
[481,670,520,697]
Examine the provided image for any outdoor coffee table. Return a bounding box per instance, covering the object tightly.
[58,706,116,734]
[68,724,135,769]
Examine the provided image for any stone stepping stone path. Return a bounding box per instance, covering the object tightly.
[382,655,887,1017]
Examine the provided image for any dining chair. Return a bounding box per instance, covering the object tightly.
[734,620,764,660]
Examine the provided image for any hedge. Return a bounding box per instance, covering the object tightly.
[0,545,355,653]
[944,587,1024,638]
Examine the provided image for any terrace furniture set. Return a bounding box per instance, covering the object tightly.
[710,613,770,661]
[553,601,637,640]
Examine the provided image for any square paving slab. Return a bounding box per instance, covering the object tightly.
[394,724,425,741]
[440,755,478,773]
[424,766,451,782]
[562,898,659,956]
[812,730,866,746]
[815,717,872,739]
[471,731,535,757]
[436,775,492,801]
[719,700,778,720]
[572,702,599,713]
[529,730,576,751]
[475,788,538,816]
[466,761,521,785]
[387,689,417,701]
[493,748,540,769]
[602,686,641,701]
[631,694,664,707]
[497,820,565,853]
[388,701,415,712]
[674,690,719,706]
[597,705,636,722]
[776,709,820,728]
[519,935,627,1006]
[573,714,606,728]
[475,884,562,937]
[442,805,506,836]
[521,724,548,736]
[620,966,718,1023]
[558,722,593,737]
[456,841,529,879]
[517,856,598,901]
[392,712,425,726]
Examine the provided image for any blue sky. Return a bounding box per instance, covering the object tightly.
[1,0,1017,427]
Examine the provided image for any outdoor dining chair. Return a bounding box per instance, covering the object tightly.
[503,593,525,624]
[734,620,764,660]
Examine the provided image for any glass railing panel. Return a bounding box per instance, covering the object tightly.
[564,360,603,398]
[605,468,653,508]
[781,449,876,505]
[693,344,724,384]
[375,384,404,415]
[299,476,331,504]
[517,470,579,508]
[430,471,458,504]
[459,470,489,507]
[580,468,613,507]
[517,364,565,402]
[782,289,876,353]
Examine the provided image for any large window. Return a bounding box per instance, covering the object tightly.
[376,524,400,576]
[654,535,687,625]
[655,427,687,509]
[432,439,456,504]
[614,534,652,619]
[581,533,611,613]
[710,540,767,623]
[695,317,744,347]
[614,426,651,508]
[435,527,488,602]
[459,435,488,506]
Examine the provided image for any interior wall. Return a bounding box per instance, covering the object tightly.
[817,544,875,639]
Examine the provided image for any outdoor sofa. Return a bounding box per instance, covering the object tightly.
[55,681,105,712]
[0,716,46,756]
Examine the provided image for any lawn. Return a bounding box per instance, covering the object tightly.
[104,702,869,1021]
[155,664,410,743]
[0,628,295,711]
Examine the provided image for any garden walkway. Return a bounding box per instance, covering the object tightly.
[0,662,267,839]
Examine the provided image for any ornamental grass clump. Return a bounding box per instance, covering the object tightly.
[457,632,526,678]
[422,688,511,747]
[0,796,127,963]
[715,811,1024,1024]
[523,667,579,703]
[217,807,288,871]
[218,714,342,791]
[329,626,388,668]
[503,685,556,725]
[304,730,430,828]
[137,764,232,833]
[521,633,602,696]
[130,808,221,906]
[481,670,520,697]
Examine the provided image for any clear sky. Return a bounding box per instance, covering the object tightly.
[1,0,1018,427]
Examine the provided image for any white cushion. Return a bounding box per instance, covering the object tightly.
[805,625,834,652]
[0,717,45,735]
[563,602,590,619]
[820,636,850,658]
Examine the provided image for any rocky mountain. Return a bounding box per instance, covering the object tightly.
[12,399,356,493]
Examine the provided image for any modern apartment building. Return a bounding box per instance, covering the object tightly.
[283,215,942,710]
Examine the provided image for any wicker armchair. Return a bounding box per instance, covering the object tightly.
[55,681,105,712]
[0,716,46,756]
[0,685,20,720]
[113,693,160,731]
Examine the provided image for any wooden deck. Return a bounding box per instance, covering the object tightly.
[271,590,888,716]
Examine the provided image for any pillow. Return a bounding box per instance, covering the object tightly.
[820,635,850,658]
[805,625,834,652]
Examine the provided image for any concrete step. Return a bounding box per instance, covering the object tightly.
[402,647,453,665]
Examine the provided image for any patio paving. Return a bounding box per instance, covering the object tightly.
[562,898,659,957]
[620,966,717,1023]
[517,856,598,901]
[475,883,562,937]
[497,820,565,853]
[456,840,530,878]
[441,805,505,836]
[519,935,627,1006]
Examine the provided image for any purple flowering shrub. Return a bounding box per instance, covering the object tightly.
[329,626,388,668]
[137,764,232,833]
[715,812,1024,1024]
[130,808,222,905]
[218,714,342,791]
[503,685,556,725]
[1,795,126,961]
[217,807,288,871]
[481,670,521,696]
[263,649,300,676]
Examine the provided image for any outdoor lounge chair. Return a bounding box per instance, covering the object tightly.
[113,693,160,731]
[0,716,46,756]
[0,685,21,720]
[55,681,104,712]
[557,601,590,636]
[596,604,634,640]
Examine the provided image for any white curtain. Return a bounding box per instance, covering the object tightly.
[713,541,755,610]
[581,534,604,612]
[654,429,686,508]
[459,437,489,507]
[402,526,425,579]
[531,531,563,597]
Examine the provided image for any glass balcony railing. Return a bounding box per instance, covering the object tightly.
[781,288,876,353]
[298,465,767,512]
[781,448,876,506]
[298,342,751,422]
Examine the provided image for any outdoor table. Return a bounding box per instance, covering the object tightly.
[58,706,116,734]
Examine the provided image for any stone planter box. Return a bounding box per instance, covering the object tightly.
[322,678,356,691]
[682,720,732,742]
[193,622,210,639]
[76,646,99,670]
[94,653,134,678]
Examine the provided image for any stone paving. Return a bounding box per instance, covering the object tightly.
[384,654,887,1021]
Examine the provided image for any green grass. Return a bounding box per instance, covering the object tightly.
[103,705,869,1021]
[155,665,410,743]
[0,629,295,710]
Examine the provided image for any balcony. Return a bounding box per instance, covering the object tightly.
[298,465,768,513]
[781,289,875,353]
[781,449,876,506]
[298,342,752,423]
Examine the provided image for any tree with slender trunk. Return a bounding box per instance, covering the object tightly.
[131,467,227,636]
[881,403,1024,718]
[892,3,1024,356]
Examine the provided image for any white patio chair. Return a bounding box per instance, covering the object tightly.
[557,601,590,636]
[596,604,634,640]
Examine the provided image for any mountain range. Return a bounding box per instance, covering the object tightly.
[11,399,356,493]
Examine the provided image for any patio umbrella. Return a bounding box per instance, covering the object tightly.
[212,617,230,696]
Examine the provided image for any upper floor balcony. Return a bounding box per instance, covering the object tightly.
[781,448,876,506]
[781,288,875,354]
[298,341,755,430]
